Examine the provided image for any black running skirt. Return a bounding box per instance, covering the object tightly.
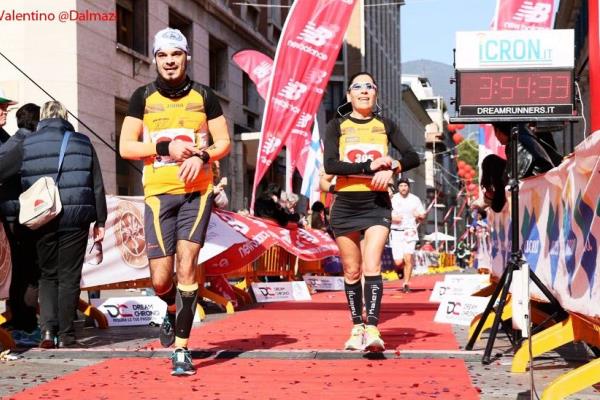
[329,191,392,237]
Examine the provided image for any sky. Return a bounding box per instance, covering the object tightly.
[401,0,559,66]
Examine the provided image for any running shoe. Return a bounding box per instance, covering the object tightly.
[364,325,385,352]
[344,324,365,350]
[402,284,411,293]
[159,312,176,348]
[170,348,196,376]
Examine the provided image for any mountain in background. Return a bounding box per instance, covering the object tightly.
[402,59,478,137]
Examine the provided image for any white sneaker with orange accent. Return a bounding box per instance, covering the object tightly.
[364,325,385,352]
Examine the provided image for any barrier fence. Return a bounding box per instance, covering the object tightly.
[474,132,600,399]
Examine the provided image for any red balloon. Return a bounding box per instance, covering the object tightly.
[447,123,465,132]
[452,133,464,144]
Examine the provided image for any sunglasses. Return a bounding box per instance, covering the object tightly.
[349,82,377,91]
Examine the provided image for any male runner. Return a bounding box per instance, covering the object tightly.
[390,178,425,293]
[120,28,231,376]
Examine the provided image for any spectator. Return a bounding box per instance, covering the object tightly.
[212,161,228,209]
[0,103,41,340]
[0,88,17,143]
[310,201,326,230]
[480,122,563,212]
[2,100,107,348]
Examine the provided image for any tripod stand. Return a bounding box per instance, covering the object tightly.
[465,125,567,365]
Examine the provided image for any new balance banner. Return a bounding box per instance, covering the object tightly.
[494,0,554,30]
[74,196,339,287]
[203,209,339,275]
[232,50,273,100]
[252,0,357,207]
[479,132,600,320]
[232,50,312,181]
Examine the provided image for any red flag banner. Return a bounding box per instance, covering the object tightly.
[232,50,273,100]
[232,50,311,186]
[252,0,357,207]
[494,0,555,30]
[203,209,339,275]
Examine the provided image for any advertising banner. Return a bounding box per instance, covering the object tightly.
[479,133,600,319]
[252,0,357,206]
[251,281,312,303]
[302,274,345,291]
[494,0,555,31]
[455,29,574,70]
[434,296,491,326]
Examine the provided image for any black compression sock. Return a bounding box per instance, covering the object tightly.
[157,283,177,312]
[175,283,199,340]
[364,275,383,326]
[344,280,363,325]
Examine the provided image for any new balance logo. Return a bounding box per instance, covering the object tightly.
[252,61,272,80]
[298,22,334,47]
[513,1,552,24]
[278,80,308,101]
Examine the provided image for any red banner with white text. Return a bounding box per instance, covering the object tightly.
[233,50,314,183]
[232,50,273,100]
[494,0,554,30]
[203,209,339,276]
[251,0,357,207]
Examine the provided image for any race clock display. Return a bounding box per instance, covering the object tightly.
[456,70,574,118]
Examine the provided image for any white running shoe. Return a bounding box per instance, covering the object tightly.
[364,325,385,352]
[344,324,366,350]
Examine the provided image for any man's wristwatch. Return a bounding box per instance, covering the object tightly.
[391,159,401,172]
[196,150,210,163]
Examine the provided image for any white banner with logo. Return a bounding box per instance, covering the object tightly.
[251,281,312,303]
[455,29,574,70]
[434,296,491,326]
[302,274,345,291]
[479,133,600,320]
[81,195,248,288]
[90,296,167,327]
[429,275,491,303]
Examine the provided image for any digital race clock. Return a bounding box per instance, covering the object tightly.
[456,70,575,119]
[451,30,579,123]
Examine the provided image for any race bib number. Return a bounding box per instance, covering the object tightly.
[343,142,385,163]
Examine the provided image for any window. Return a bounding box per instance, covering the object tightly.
[323,80,345,122]
[242,3,260,30]
[169,9,193,77]
[243,74,260,111]
[115,99,143,196]
[116,0,148,55]
[209,36,228,94]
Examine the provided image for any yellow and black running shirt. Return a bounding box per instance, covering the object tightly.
[127,82,223,197]
[323,115,420,192]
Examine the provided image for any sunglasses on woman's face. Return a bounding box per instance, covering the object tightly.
[349,82,377,91]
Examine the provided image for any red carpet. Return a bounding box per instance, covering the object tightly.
[149,274,458,351]
[7,357,480,400]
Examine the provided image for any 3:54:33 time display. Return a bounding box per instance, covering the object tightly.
[459,70,573,106]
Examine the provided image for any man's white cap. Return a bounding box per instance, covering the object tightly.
[153,28,189,55]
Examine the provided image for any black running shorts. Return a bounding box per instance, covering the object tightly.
[144,188,214,259]
[329,191,392,237]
